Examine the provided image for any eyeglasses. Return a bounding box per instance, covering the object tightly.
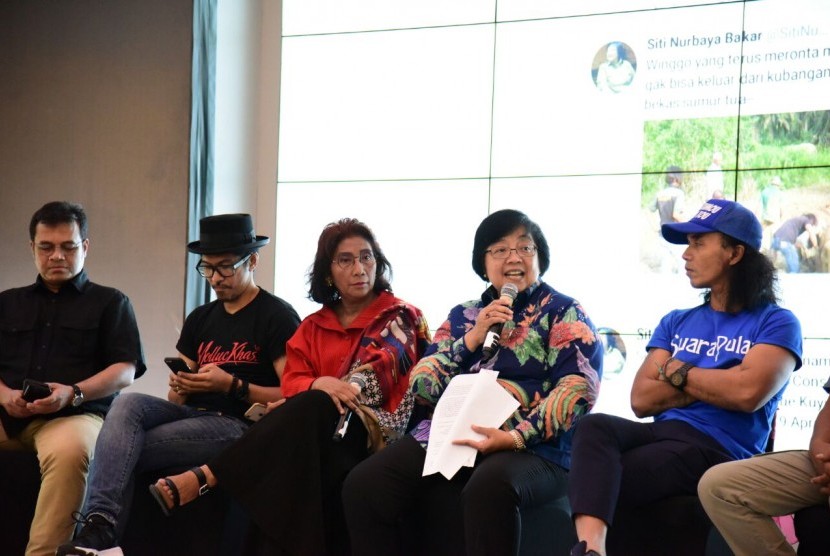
[485,243,537,259]
[196,254,252,278]
[35,241,82,257]
[333,251,375,270]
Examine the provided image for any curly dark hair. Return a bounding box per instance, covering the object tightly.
[307,218,392,305]
[704,235,778,311]
[29,201,88,240]
[471,209,550,281]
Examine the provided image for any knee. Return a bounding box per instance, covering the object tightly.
[697,463,729,504]
[287,389,337,416]
[104,392,146,425]
[108,392,149,416]
[462,464,518,510]
[342,462,364,506]
[37,438,92,475]
[573,413,615,443]
[343,457,379,510]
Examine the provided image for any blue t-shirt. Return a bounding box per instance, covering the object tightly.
[647,303,802,460]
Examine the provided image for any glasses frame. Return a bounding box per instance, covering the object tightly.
[196,253,252,279]
[484,243,538,259]
[332,250,376,270]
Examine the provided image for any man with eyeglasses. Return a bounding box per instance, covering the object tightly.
[0,201,145,556]
[58,213,300,555]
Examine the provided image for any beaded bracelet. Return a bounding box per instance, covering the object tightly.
[510,429,526,452]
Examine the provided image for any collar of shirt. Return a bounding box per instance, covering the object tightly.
[481,280,541,307]
[30,269,89,294]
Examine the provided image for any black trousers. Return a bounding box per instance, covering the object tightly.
[211,390,368,556]
[342,434,568,556]
[567,413,732,526]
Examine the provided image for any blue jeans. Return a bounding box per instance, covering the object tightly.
[83,393,248,532]
[772,237,800,273]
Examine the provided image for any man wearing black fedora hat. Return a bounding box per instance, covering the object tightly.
[60,214,300,555]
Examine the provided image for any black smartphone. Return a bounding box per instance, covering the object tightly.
[164,357,195,374]
[22,379,51,402]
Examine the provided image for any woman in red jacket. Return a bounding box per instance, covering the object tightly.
[150,218,430,556]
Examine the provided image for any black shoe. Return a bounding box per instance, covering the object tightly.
[570,540,603,556]
[56,512,116,556]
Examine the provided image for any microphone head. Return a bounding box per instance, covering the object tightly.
[500,282,519,302]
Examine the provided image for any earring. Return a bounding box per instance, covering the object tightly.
[326,277,333,287]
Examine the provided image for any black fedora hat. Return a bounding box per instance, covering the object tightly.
[187,214,270,254]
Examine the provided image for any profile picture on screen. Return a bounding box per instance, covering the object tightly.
[592,41,636,94]
[597,327,627,378]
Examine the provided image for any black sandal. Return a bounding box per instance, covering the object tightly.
[148,466,210,516]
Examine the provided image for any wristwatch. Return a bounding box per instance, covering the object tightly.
[71,384,85,407]
[669,362,693,391]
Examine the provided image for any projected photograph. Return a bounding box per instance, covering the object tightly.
[640,110,830,274]
[597,327,628,378]
[591,41,637,94]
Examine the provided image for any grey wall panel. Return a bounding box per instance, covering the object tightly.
[0,0,193,396]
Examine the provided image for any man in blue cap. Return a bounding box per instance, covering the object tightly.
[567,199,804,556]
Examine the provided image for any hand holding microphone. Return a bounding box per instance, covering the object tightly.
[481,283,519,360]
[333,379,364,442]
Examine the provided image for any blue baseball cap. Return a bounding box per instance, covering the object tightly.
[662,199,762,251]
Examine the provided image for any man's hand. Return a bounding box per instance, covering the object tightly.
[26,383,73,414]
[0,386,34,418]
[452,424,514,454]
[174,363,233,395]
[810,450,830,495]
[166,372,188,403]
[265,399,287,414]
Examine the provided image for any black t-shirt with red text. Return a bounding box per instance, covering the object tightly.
[176,287,300,419]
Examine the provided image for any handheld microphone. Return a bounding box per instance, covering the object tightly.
[333,411,352,442]
[333,380,364,441]
[481,283,519,360]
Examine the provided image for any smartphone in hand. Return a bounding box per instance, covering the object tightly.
[164,357,195,374]
[22,379,51,402]
[244,402,267,422]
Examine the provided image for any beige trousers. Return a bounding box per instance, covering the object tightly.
[0,413,103,556]
[698,450,828,556]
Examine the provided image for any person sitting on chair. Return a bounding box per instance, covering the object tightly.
[567,199,803,556]
[0,201,145,556]
[148,218,430,556]
[698,373,830,556]
[58,213,300,555]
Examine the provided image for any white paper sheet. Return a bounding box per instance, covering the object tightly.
[422,369,520,479]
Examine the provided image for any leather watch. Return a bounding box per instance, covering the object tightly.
[71,384,84,407]
[669,362,693,391]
